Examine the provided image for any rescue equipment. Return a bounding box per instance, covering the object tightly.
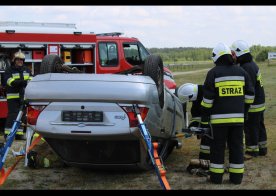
[132,104,171,190]
[186,159,210,177]
[181,125,213,139]
[0,105,25,171]
[0,103,42,185]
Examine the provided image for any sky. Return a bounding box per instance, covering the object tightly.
[0,6,276,48]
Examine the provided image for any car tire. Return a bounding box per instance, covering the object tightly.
[40,55,63,74]
[143,55,164,108]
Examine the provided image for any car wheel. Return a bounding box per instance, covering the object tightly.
[143,55,164,108]
[40,55,63,74]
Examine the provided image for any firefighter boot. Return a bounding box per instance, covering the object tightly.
[259,148,267,156]
[210,173,223,184]
[15,134,25,140]
[245,151,258,157]
[230,173,243,185]
[15,131,26,140]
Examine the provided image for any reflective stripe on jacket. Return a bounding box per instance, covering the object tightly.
[4,65,32,100]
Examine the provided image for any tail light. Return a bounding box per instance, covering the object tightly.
[27,105,46,125]
[121,106,149,128]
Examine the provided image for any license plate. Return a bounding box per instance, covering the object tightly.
[62,111,103,122]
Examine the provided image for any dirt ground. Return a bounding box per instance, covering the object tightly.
[0,130,275,190]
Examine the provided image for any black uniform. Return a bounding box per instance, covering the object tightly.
[188,85,211,160]
[3,63,32,138]
[238,53,267,156]
[201,55,255,184]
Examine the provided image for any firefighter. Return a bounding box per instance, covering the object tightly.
[231,40,267,157]
[201,43,255,184]
[3,51,32,140]
[177,83,211,160]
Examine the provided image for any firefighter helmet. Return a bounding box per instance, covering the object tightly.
[177,83,198,102]
[212,43,232,62]
[230,40,250,57]
[13,51,25,62]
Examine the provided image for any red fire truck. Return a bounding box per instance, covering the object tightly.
[0,21,176,121]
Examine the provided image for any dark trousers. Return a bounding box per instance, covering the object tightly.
[244,111,267,154]
[5,99,26,135]
[0,118,5,134]
[199,136,211,160]
[210,125,244,184]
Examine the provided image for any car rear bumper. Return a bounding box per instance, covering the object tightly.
[40,128,150,170]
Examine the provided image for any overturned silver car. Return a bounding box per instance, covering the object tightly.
[24,56,187,170]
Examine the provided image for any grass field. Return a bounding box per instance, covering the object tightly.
[166,61,213,72]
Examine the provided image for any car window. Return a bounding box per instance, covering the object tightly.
[99,42,118,67]
[123,42,150,66]
[138,42,150,62]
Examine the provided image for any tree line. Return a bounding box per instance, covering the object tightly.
[148,45,276,63]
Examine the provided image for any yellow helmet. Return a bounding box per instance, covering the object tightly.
[13,51,25,62]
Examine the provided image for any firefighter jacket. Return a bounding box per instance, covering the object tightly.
[201,64,255,126]
[3,64,32,100]
[240,61,265,113]
[190,85,203,125]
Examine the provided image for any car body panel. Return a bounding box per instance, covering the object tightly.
[25,73,186,169]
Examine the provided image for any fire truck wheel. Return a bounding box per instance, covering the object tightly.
[143,55,164,108]
[40,55,63,74]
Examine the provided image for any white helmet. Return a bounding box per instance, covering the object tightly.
[177,83,198,102]
[212,43,232,62]
[12,51,25,62]
[230,40,250,57]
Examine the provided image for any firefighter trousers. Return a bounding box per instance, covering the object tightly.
[5,98,26,138]
[209,125,244,184]
[244,111,267,156]
[199,136,211,160]
[0,118,5,134]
